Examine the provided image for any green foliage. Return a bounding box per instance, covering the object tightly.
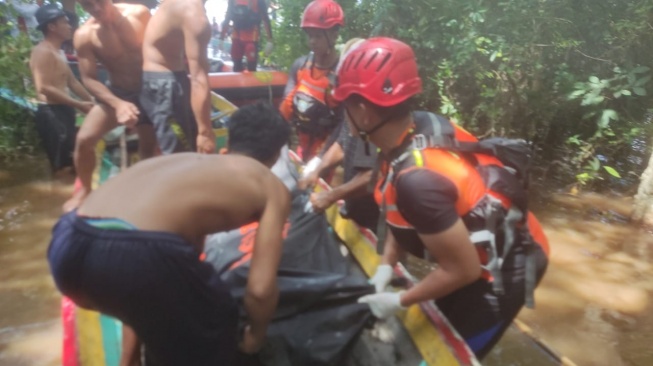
[271,0,653,192]
[0,1,39,160]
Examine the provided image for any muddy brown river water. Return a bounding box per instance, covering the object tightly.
[0,159,651,366]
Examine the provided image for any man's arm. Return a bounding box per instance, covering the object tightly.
[242,178,291,352]
[380,228,405,267]
[74,29,119,108]
[298,140,343,189]
[310,169,372,212]
[392,169,481,306]
[67,67,93,103]
[182,4,214,153]
[279,56,305,120]
[30,47,93,113]
[399,220,481,306]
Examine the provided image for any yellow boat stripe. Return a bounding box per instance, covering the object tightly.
[76,308,106,365]
[322,199,460,366]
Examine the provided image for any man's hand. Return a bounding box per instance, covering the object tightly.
[298,170,319,190]
[369,264,393,293]
[114,101,140,126]
[197,130,216,154]
[309,191,335,213]
[263,41,274,56]
[357,291,405,319]
[78,101,95,114]
[239,325,266,354]
[298,156,322,189]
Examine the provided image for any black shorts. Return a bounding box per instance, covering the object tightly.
[101,85,152,126]
[34,104,76,171]
[140,71,198,154]
[47,211,238,366]
[435,244,548,359]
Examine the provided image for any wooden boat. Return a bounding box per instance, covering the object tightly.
[208,71,288,107]
[66,54,287,108]
[60,89,480,366]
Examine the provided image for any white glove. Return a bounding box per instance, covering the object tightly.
[263,41,274,56]
[358,291,405,319]
[301,156,322,179]
[368,264,393,293]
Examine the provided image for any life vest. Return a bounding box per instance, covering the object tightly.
[231,0,261,31]
[290,53,340,139]
[374,111,549,308]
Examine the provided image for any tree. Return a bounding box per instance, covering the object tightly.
[271,0,653,192]
[0,1,39,159]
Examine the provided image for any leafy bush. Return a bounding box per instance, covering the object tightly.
[272,0,653,191]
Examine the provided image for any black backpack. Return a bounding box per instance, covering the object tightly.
[231,0,261,30]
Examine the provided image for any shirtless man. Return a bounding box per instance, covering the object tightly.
[29,4,94,174]
[48,102,292,365]
[63,0,157,212]
[140,0,215,155]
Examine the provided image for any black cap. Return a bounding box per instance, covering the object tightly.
[35,4,67,31]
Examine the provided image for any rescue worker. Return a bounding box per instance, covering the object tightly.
[298,38,380,232]
[332,37,550,359]
[280,0,344,162]
[219,0,273,72]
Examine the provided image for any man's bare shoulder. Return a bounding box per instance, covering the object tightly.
[177,0,208,19]
[30,42,52,60]
[74,21,95,47]
[115,3,150,17]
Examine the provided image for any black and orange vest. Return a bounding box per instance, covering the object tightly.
[375,111,549,307]
[290,53,340,138]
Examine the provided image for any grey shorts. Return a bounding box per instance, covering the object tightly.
[140,71,198,154]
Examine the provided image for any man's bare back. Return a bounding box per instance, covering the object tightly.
[75,2,150,91]
[77,153,290,251]
[142,0,208,72]
[140,0,215,153]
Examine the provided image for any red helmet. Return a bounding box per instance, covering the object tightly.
[301,0,345,29]
[332,37,422,107]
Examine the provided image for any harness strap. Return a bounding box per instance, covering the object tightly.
[501,206,523,268]
[375,168,394,254]
[522,227,537,308]
[483,199,504,295]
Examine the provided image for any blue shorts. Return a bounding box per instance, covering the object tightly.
[47,211,238,366]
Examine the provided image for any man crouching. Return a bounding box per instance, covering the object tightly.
[48,102,291,365]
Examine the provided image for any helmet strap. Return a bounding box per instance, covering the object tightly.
[345,105,395,156]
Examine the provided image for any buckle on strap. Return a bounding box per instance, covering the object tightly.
[411,134,428,150]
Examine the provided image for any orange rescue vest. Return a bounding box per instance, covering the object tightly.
[290,53,340,138]
[375,111,549,307]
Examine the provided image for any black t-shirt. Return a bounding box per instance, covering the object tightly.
[394,168,459,234]
[338,121,377,183]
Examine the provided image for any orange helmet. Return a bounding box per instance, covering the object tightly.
[301,0,345,29]
[332,37,422,106]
